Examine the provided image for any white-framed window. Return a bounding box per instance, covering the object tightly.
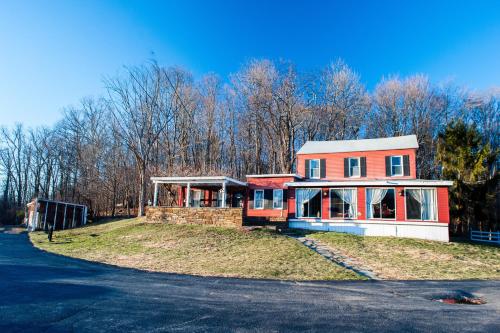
[405,188,437,221]
[273,189,283,209]
[254,190,264,209]
[366,188,396,219]
[191,190,201,207]
[309,159,320,179]
[349,157,360,177]
[391,156,403,176]
[295,188,322,218]
[330,188,357,219]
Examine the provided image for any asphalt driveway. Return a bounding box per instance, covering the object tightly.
[0,229,499,332]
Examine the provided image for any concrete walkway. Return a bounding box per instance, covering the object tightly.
[295,236,380,280]
[1,230,499,332]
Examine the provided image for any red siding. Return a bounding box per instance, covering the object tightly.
[288,185,450,224]
[437,187,450,224]
[246,176,295,218]
[296,148,417,180]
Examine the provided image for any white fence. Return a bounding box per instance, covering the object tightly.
[470,230,500,245]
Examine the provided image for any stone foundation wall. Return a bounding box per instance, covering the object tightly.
[146,207,243,228]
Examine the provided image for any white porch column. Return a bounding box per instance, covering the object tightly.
[221,181,227,208]
[153,181,159,207]
[186,183,191,207]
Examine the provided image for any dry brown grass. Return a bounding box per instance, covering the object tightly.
[310,231,500,280]
[29,218,362,281]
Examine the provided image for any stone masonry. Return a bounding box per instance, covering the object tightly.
[146,207,243,228]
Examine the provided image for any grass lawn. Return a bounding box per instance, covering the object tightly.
[309,232,500,280]
[29,218,362,281]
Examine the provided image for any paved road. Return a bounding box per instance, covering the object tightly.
[1,229,499,333]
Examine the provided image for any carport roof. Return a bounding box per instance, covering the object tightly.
[150,176,247,187]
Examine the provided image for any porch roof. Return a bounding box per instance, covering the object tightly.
[284,179,453,187]
[150,176,247,187]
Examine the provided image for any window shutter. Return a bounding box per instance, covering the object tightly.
[360,157,367,177]
[305,159,310,178]
[403,155,410,176]
[385,156,391,176]
[248,190,254,209]
[264,189,273,209]
[320,159,326,178]
[282,189,288,210]
[344,158,349,177]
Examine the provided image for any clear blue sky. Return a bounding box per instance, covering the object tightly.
[1,0,499,127]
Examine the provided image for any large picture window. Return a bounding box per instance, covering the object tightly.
[405,188,437,221]
[273,189,283,209]
[296,188,322,218]
[366,188,395,219]
[309,159,320,179]
[330,189,357,219]
[254,190,264,209]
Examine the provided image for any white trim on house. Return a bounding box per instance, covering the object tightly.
[297,135,419,154]
[390,155,403,176]
[285,179,453,187]
[272,189,283,209]
[288,219,449,242]
[254,189,264,210]
[404,187,438,222]
[246,174,303,179]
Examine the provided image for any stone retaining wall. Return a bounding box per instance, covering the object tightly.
[146,207,243,228]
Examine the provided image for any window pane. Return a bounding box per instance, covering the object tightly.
[273,190,283,209]
[349,158,359,177]
[308,191,321,217]
[421,189,437,220]
[405,189,421,219]
[391,156,402,176]
[255,190,264,209]
[330,190,344,218]
[310,160,320,178]
[381,189,395,219]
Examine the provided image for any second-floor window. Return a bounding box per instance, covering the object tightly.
[391,156,403,176]
[309,159,320,179]
[349,157,360,177]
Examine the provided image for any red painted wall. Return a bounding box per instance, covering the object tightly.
[287,185,449,224]
[296,148,417,180]
[437,187,450,224]
[246,176,296,218]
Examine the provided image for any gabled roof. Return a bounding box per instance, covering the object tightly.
[297,135,419,155]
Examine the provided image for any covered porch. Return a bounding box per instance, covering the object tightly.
[150,176,247,208]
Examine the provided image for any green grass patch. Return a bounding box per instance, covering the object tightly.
[29,218,362,281]
[309,231,500,280]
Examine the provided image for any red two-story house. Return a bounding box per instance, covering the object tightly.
[150,135,452,242]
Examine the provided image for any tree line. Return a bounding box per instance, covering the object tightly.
[0,59,498,233]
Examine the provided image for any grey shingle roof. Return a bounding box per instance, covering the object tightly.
[297,135,418,154]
